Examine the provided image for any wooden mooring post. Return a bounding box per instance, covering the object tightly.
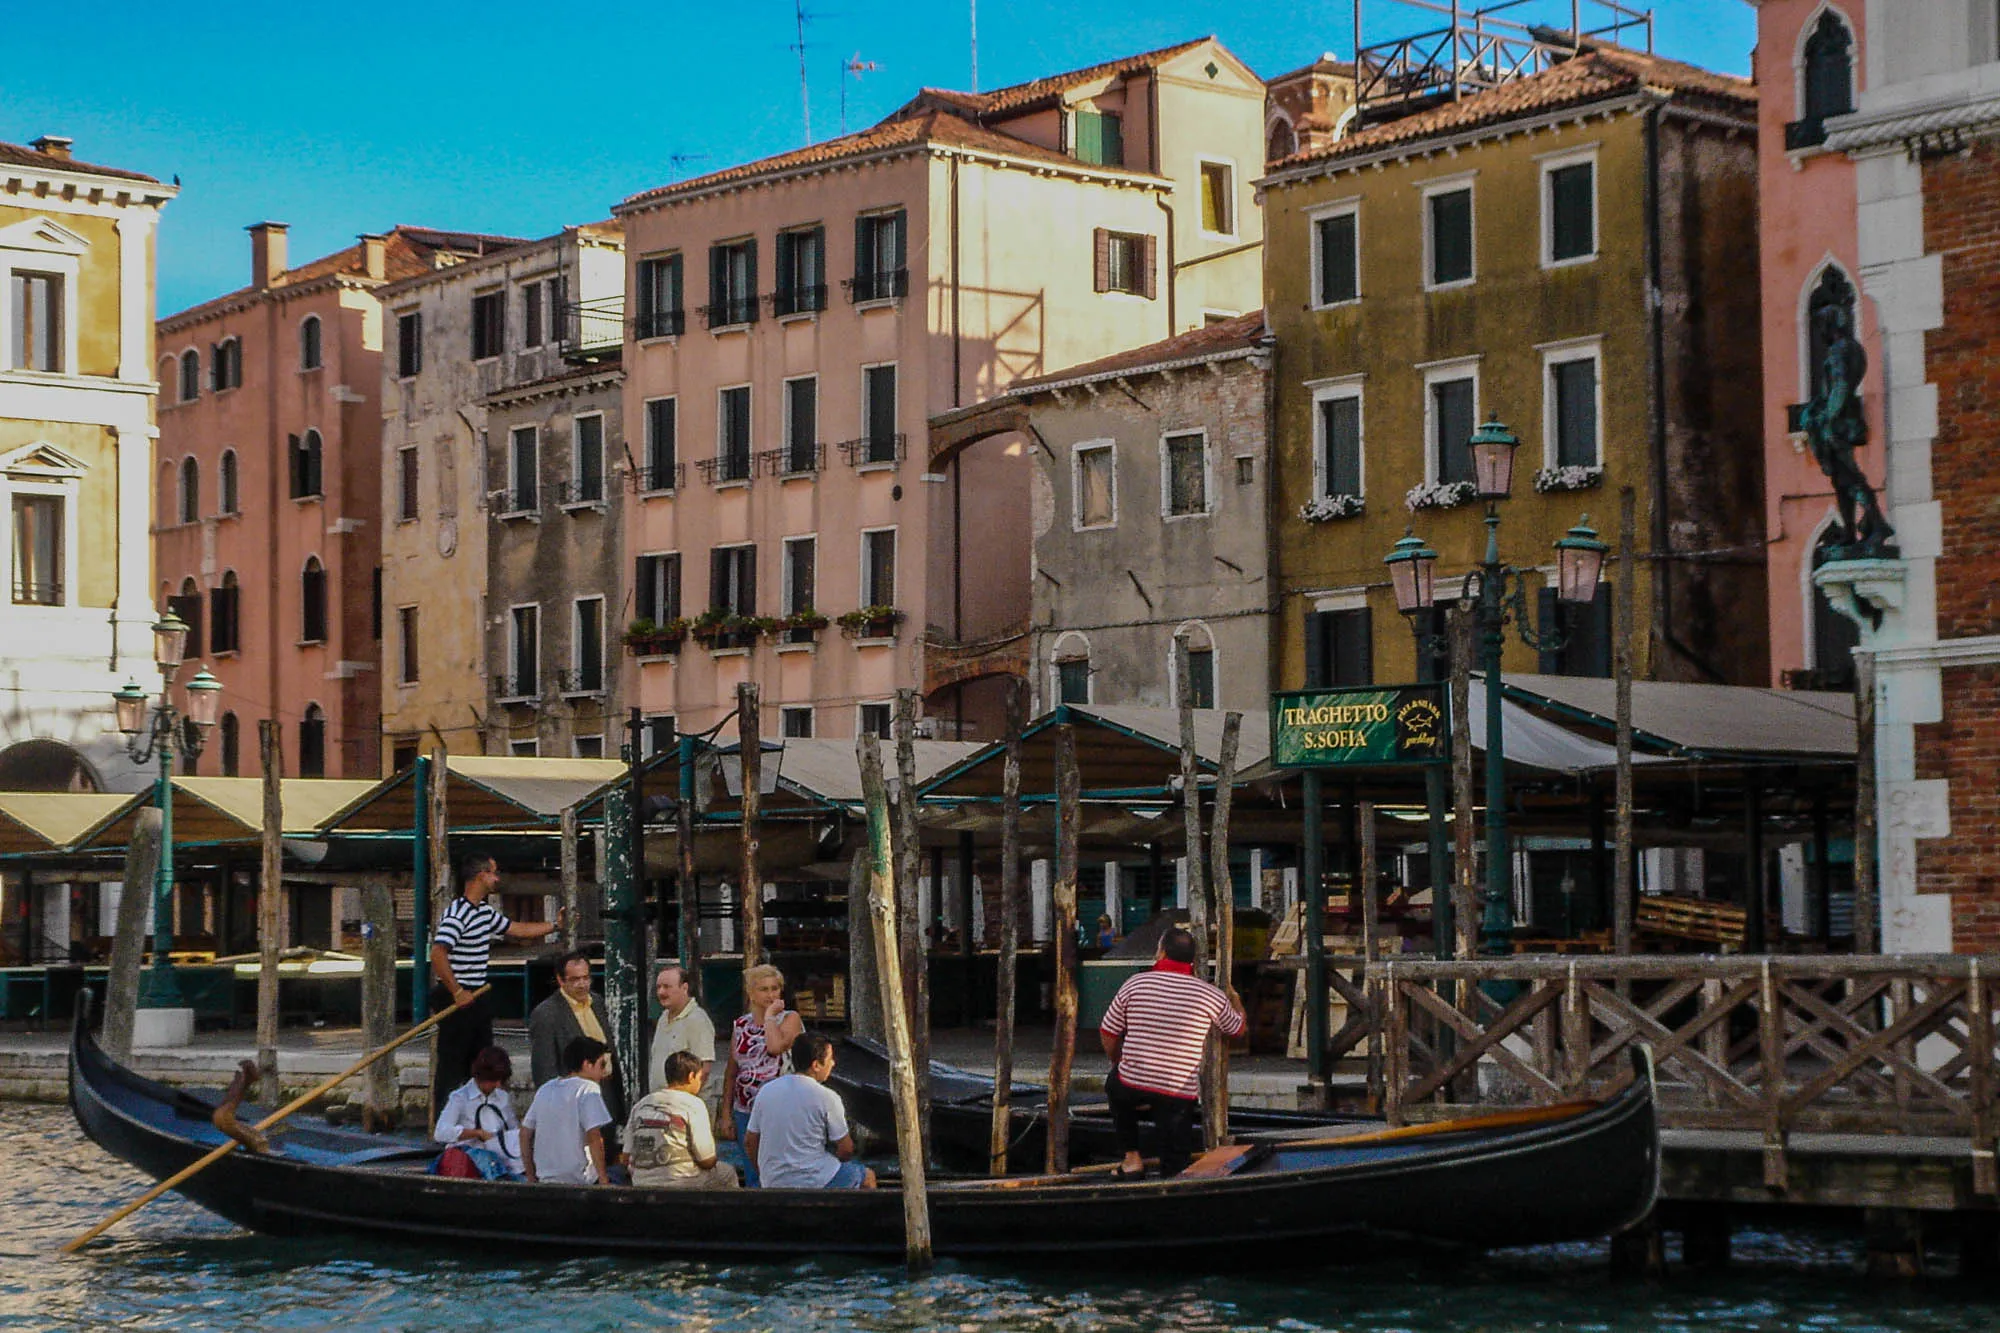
[893,688,931,1163]
[102,807,162,1063]
[1045,724,1081,1174]
[989,683,1025,1176]
[361,876,397,1127]
[257,721,283,1096]
[1614,487,1637,957]
[737,681,763,970]
[1203,710,1242,1150]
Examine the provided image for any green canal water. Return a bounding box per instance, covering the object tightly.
[7,1103,2000,1332]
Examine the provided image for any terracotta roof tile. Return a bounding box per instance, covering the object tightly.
[1271,45,1752,172]
[891,36,1215,122]
[0,139,159,184]
[1013,309,1268,390]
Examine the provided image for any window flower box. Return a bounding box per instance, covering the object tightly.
[1299,493,1365,523]
[778,609,829,645]
[1405,480,1477,513]
[1533,464,1604,494]
[691,610,760,651]
[837,606,905,640]
[623,618,685,657]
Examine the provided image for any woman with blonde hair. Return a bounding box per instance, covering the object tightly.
[714,962,802,1186]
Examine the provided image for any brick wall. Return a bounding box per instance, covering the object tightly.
[1914,665,2000,950]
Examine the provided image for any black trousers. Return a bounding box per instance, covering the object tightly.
[431,986,493,1112]
[1105,1068,1199,1176]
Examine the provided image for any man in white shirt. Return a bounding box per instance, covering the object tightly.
[648,963,718,1120]
[520,1037,614,1185]
[743,1032,876,1190]
[627,1050,737,1189]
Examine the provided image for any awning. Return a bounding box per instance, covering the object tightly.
[71,778,379,850]
[321,756,628,833]
[923,703,1271,802]
[0,792,134,855]
[1465,679,1670,774]
[1499,674,1856,760]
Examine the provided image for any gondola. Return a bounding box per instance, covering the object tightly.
[829,1037,1372,1171]
[69,999,1661,1260]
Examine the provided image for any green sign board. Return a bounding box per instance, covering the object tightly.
[1270,684,1451,769]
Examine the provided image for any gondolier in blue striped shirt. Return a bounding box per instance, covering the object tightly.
[431,853,561,1112]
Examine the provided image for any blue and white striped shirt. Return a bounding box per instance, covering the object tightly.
[434,896,511,987]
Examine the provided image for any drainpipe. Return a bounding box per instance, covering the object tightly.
[951,154,966,738]
[1150,70,1176,334]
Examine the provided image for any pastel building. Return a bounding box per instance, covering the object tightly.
[611,37,1267,742]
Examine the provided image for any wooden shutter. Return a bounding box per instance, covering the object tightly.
[635,557,657,625]
[1093,229,1110,293]
[1303,611,1330,688]
[743,239,758,317]
[287,435,302,499]
[1331,609,1373,687]
[775,230,794,301]
[854,215,873,283]
[710,549,728,610]
[1140,236,1158,300]
[709,244,727,311]
[740,547,757,614]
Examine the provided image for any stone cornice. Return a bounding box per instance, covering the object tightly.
[1825,94,2000,154]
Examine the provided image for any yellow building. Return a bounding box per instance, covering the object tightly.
[0,136,176,793]
[1259,46,1767,691]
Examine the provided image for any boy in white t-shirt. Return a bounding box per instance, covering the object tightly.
[626,1049,738,1189]
[521,1036,614,1185]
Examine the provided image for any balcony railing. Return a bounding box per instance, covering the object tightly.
[556,667,606,696]
[839,433,907,467]
[772,285,828,317]
[560,295,625,363]
[634,461,684,494]
[701,297,759,330]
[760,443,823,478]
[557,476,606,506]
[633,308,686,340]
[698,451,754,485]
[493,672,539,701]
[844,269,908,304]
[1784,117,1828,151]
[496,488,539,516]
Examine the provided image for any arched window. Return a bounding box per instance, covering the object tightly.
[289,429,323,498]
[169,576,205,658]
[1809,523,1861,689]
[1802,11,1855,125]
[300,315,322,370]
[210,570,241,654]
[301,556,327,643]
[1051,631,1092,706]
[1267,118,1297,163]
[300,703,326,777]
[1171,623,1217,710]
[219,449,239,515]
[220,712,240,777]
[211,337,241,391]
[178,349,200,402]
[178,456,200,525]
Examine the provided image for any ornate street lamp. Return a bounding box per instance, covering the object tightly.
[1384,529,1439,616]
[1468,414,1521,501]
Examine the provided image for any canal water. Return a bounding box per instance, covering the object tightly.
[7,1104,2000,1332]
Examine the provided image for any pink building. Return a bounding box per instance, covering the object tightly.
[611,38,1268,743]
[154,225,511,777]
[1753,0,1883,690]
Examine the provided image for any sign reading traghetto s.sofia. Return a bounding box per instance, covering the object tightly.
[1269,684,1451,769]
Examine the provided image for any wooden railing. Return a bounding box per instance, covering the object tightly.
[1326,955,1999,1195]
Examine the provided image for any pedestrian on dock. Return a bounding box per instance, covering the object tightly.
[432,1045,524,1179]
[529,950,626,1137]
[430,854,561,1113]
[626,1050,738,1190]
[1099,926,1245,1178]
[714,963,802,1187]
[520,1036,615,1186]
[648,962,718,1119]
[743,1031,875,1190]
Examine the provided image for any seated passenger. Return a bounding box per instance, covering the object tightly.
[432,1045,523,1179]
[626,1050,738,1190]
[520,1036,614,1186]
[742,1031,876,1190]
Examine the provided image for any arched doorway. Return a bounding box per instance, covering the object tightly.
[0,739,101,792]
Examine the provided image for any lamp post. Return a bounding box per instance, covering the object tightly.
[1384,416,1607,957]
[112,610,222,1008]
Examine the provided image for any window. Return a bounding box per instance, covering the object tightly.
[643,397,677,491]
[1073,442,1115,529]
[1094,230,1155,298]
[783,535,816,620]
[299,315,322,370]
[1269,117,1298,162]
[1163,431,1208,517]
[510,739,540,757]
[861,528,896,607]
[636,254,684,339]
[398,606,420,684]
[169,580,204,658]
[641,716,677,758]
[471,291,505,360]
[572,414,605,504]
[508,426,538,512]
[288,430,322,499]
[717,386,752,481]
[1304,607,1373,688]
[509,605,540,697]
[219,450,239,515]
[861,365,898,462]
[1545,156,1596,264]
[1799,11,1855,137]
[781,707,814,738]
[1425,184,1474,287]
[784,377,819,472]
[301,556,327,643]
[1545,345,1601,469]
[710,544,756,615]
[705,239,758,328]
[299,704,326,778]
[572,597,605,693]
[1235,455,1255,486]
[523,281,545,347]
[635,552,681,625]
[1199,161,1234,235]
[1072,109,1124,166]
[573,734,605,759]
[775,226,827,315]
[1313,208,1359,306]
[220,713,240,777]
[1184,648,1216,709]
[1056,644,1090,704]
[210,337,242,391]
[179,349,200,402]
[178,456,200,525]
[851,210,907,302]
[544,277,564,345]
[858,703,893,737]
[11,272,62,371]
[1313,383,1364,500]
[397,446,419,521]
[397,311,422,378]
[1538,583,1612,678]
[210,571,240,654]
[11,494,62,605]
[1426,369,1478,487]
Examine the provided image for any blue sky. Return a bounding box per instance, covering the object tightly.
[2,0,1754,314]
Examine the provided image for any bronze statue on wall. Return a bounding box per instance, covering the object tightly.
[1799,273,1897,560]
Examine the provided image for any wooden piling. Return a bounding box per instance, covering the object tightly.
[1174,637,1207,963]
[894,688,931,1161]
[1854,651,1878,953]
[1202,710,1242,1150]
[361,876,397,1128]
[1045,724,1081,1174]
[845,850,882,1042]
[1449,602,1478,960]
[102,807,162,1063]
[559,806,580,949]
[990,682,1026,1176]
[858,733,934,1276]
[1360,801,1383,1111]
[737,682,763,970]
[676,736,701,1001]
[257,721,283,1094]
[1614,487,1637,956]
[424,745,450,1127]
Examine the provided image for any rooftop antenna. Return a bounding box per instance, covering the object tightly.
[667,152,710,183]
[840,53,881,136]
[970,0,979,92]
[794,0,813,142]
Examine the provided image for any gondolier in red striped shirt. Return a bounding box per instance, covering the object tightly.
[1098,926,1245,1177]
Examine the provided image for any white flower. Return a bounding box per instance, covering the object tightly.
[1299,493,1365,523]
[1404,480,1477,512]
[1533,465,1604,494]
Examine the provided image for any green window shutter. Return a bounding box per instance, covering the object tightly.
[1430,189,1473,284]
[1433,379,1476,486]
[1554,358,1598,468]
[1331,609,1373,687]
[854,215,872,279]
[709,245,727,310]
[1321,396,1361,496]
[1073,110,1101,164]
[1550,163,1593,261]
[1303,611,1330,688]
[1318,213,1357,304]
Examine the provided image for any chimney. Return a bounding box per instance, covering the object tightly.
[248,221,289,290]
[31,135,74,161]
[359,233,387,281]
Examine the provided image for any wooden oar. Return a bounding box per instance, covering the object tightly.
[1260,1098,1600,1153]
[63,985,489,1253]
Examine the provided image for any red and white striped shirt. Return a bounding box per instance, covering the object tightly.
[1099,963,1245,1100]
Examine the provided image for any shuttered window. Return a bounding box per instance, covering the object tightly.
[1316,212,1358,305]
[718,386,752,480]
[471,292,504,359]
[1072,110,1124,166]
[851,211,907,301]
[301,559,327,643]
[1428,188,1473,286]
[636,255,684,338]
[397,312,422,377]
[784,537,816,616]
[1538,584,1612,678]
[1093,229,1156,298]
[1074,444,1115,528]
[509,426,538,511]
[1431,378,1476,486]
[644,398,677,489]
[710,545,756,615]
[861,529,896,607]
[1318,394,1362,497]
[785,377,818,471]
[209,575,241,654]
[634,553,681,625]
[1304,608,1373,688]
[1548,162,1594,262]
[1551,356,1599,468]
[706,240,758,327]
[1164,432,1207,516]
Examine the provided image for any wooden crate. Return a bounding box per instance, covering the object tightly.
[1637,894,1747,950]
